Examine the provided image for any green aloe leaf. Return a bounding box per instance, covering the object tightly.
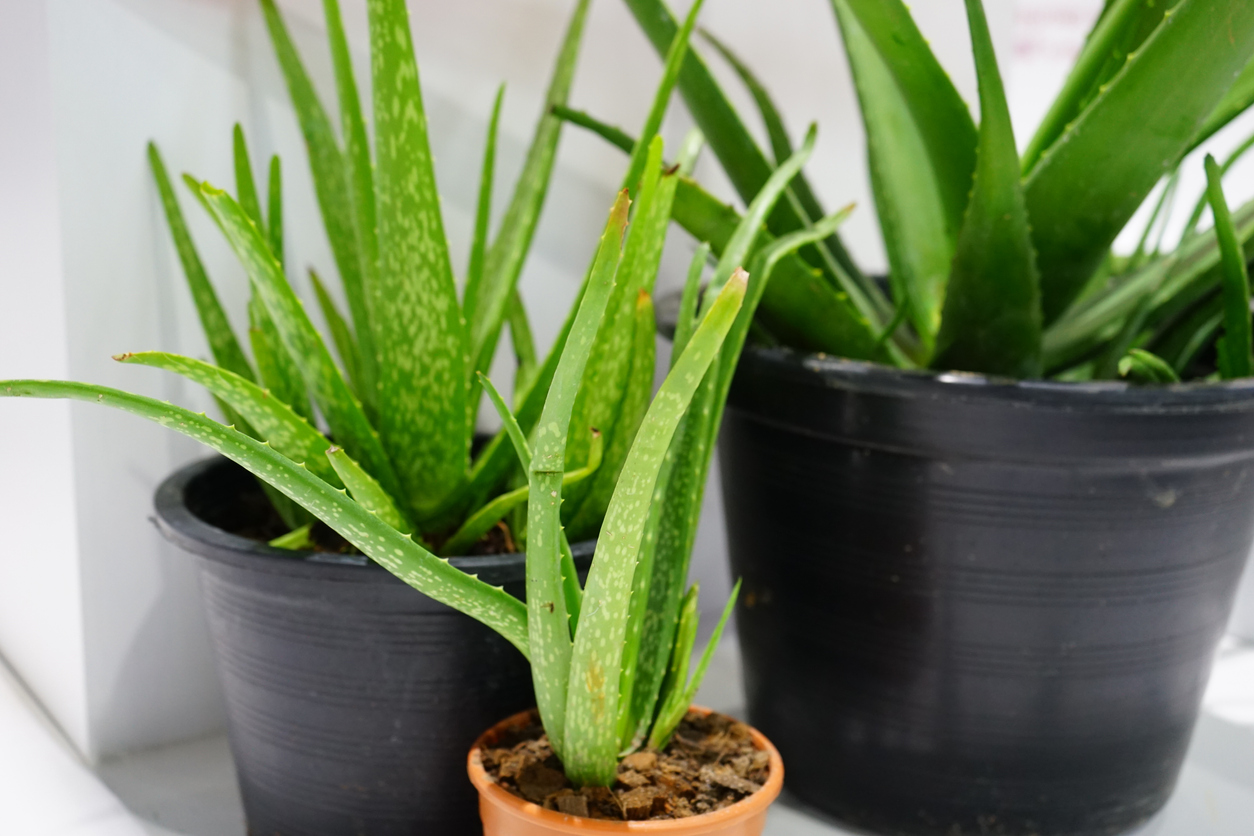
[248,295,313,423]
[830,0,955,350]
[562,138,669,537]
[672,243,710,360]
[671,174,882,360]
[624,210,854,752]
[1189,53,1254,153]
[146,143,253,383]
[547,105,883,359]
[526,191,630,762]
[1043,196,1254,371]
[367,0,470,515]
[648,579,740,750]
[310,268,363,396]
[0,381,528,656]
[468,0,593,387]
[931,0,1041,377]
[619,0,705,195]
[507,290,538,400]
[563,271,745,787]
[1206,154,1254,379]
[326,446,415,535]
[324,0,379,275]
[1025,0,1254,323]
[830,0,977,242]
[565,289,657,542]
[233,124,265,230]
[621,0,862,281]
[1118,348,1181,383]
[441,430,602,558]
[201,184,405,504]
[116,351,338,484]
[1182,128,1254,239]
[646,584,698,750]
[259,0,378,407]
[1022,0,1173,174]
[465,84,506,318]
[478,370,584,624]
[267,155,284,268]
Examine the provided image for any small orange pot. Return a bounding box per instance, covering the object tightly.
[467,707,783,835]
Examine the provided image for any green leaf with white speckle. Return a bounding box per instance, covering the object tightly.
[367,0,470,517]
[526,190,630,762]
[200,184,405,507]
[116,351,338,485]
[562,270,745,787]
[327,446,415,534]
[0,380,528,656]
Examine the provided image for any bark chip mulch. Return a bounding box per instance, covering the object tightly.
[479,709,770,821]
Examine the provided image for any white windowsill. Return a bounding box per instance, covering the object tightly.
[4,637,1254,836]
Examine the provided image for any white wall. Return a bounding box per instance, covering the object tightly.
[0,0,1026,760]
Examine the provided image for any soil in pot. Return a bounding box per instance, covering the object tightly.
[479,710,771,821]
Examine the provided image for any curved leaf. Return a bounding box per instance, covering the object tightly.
[0,380,528,656]
[1025,0,1254,323]
[932,0,1041,377]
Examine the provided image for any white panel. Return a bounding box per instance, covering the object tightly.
[0,0,90,755]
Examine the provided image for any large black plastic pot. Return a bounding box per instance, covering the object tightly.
[719,348,1254,836]
[155,456,591,836]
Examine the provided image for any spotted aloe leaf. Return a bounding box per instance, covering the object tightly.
[561,270,745,787]
[467,0,593,387]
[366,0,470,516]
[931,0,1041,378]
[200,184,405,505]
[115,351,338,485]
[146,143,252,383]
[526,191,630,762]
[326,447,415,535]
[259,0,378,408]
[620,0,862,282]
[0,381,528,656]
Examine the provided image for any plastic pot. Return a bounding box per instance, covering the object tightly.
[718,348,1254,836]
[467,707,783,835]
[154,456,593,836]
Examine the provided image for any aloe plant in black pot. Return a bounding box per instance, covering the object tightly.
[559,0,1254,833]
[5,0,683,830]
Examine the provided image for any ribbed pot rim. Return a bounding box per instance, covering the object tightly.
[154,456,592,581]
[735,343,1254,415]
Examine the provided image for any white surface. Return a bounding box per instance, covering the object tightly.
[2,637,1251,835]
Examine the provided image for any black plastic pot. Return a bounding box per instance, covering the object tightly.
[719,349,1254,836]
[155,457,591,836]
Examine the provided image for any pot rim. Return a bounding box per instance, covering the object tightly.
[154,456,594,576]
[466,706,784,833]
[736,344,1254,413]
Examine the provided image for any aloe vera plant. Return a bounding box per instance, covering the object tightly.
[133,0,696,554]
[593,0,1254,383]
[0,0,833,785]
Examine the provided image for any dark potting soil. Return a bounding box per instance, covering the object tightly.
[480,710,770,821]
[188,467,517,555]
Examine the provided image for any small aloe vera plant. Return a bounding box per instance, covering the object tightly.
[0,0,839,783]
[560,0,1254,384]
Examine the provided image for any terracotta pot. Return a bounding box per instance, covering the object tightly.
[467,707,784,835]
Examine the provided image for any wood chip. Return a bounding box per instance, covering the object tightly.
[621,751,658,772]
[699,764,762,795]
[554,792,589,818]
[621,787,657,820]
[516,762,566,803]
[616,768,651,788]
